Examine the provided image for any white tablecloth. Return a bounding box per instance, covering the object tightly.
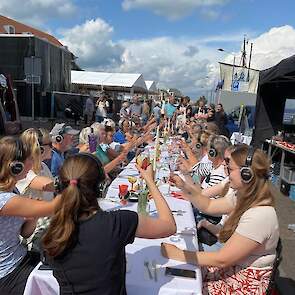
[24,146,202,295]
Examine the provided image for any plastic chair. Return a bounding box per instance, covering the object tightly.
[265,238,283,295]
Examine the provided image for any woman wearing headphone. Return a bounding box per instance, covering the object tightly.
[42,153,176,294]
[17,128,54,200]
[178,130,213,182]
[162,145,279,294]
[199,135,230,189]
[0,137,60,295]
[16,128,55,252]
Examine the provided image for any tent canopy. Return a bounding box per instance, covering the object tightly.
[145,80,157,93]
[252,55,295,147]
[71,71,147,92]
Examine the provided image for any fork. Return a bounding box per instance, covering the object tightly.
[144,260,153,280]
[152,260,158,282]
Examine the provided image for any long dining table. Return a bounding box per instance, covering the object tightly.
[24,142,203,295]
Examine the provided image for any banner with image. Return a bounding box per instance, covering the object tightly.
[219,62,259,94]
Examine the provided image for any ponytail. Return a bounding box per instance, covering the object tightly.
[42,153,104,257]
[43,184,81,257]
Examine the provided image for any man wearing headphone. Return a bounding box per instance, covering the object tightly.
[49,123,79,177]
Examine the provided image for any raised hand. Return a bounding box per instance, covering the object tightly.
[177,157,191,174]
[136,163,154,184]
[169,173,185,190]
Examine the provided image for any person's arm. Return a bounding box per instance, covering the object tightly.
[104,151,128,174]
[135,165,176,239]
[161,232,260,268]
[20,218,38,238]
[0,195,60,218]
[29,176,54,192]
[107,147,120,159]
[191,161,213,177]
[170,174,233,216]
[198,219,221,236]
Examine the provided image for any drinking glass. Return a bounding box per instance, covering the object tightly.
[128,176,137,192]
[119,184,129,205]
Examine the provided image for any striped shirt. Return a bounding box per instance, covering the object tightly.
[191,154,213,177]
[201,164,227,189]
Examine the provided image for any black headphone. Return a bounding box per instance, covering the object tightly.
[36,129,44,154]
[54,125,66,143]
[208,135,230,158]
[208,143,218,158]
[240,146,256,183]
[10,138,25,176]
[54,153,106,197]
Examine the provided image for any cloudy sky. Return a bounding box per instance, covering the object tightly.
[1,0,295,98]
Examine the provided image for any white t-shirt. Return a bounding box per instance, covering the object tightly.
[235,206,279,268]
[218,178,237,226]
[15,162,54,201]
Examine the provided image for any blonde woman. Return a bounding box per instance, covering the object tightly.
[17,128,54,200]
[16,128,55,251]
[0,137,60,295]
[163,146,279,294]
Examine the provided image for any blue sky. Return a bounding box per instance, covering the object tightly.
[49,0,295,45]
[1,0,295,97]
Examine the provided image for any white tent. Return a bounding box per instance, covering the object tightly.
[71,71,147,92]
[145,80,157,93]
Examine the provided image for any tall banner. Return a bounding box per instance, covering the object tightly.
[219,62,259,93]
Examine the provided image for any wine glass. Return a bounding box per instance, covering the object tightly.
[119,184,129,205]
[128,176,137,192]
[167,156,178,195]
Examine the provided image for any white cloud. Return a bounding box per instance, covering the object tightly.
[60,18,124,69]
[0,0,76,27]
[122,0,229,20]
[114,37,220,97]
[60,18,295,99]
[223,25,295,71]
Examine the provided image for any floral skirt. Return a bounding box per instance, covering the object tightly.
[202,265,272,295]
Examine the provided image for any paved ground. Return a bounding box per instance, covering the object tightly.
[11,119,295,293]
[274,189,295,294]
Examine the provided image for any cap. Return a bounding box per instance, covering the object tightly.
[50,123,79,137]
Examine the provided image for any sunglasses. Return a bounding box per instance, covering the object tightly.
[42,143,53,148]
